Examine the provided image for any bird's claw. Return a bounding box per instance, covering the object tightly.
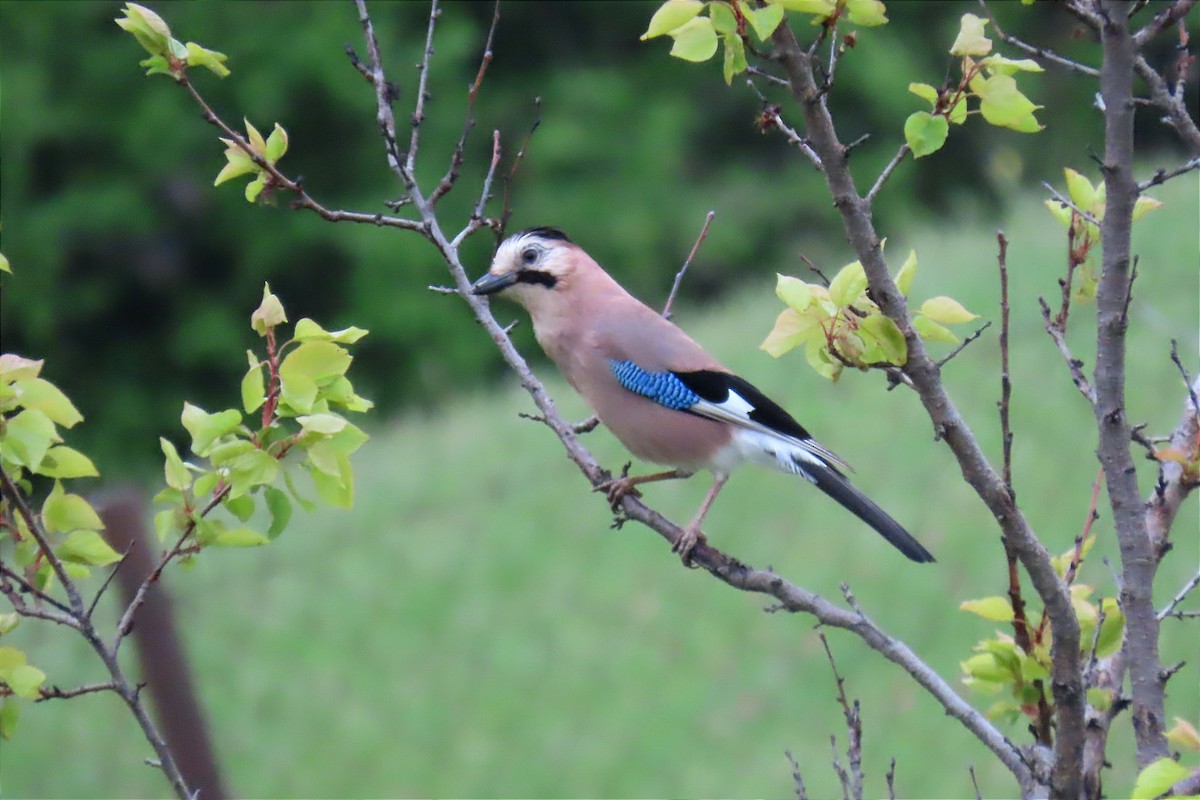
[594,476,642,512]
[672,525,706,568]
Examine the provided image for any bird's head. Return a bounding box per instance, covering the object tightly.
[470,227,577,304]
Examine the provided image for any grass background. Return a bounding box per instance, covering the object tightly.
[2,179,1197,798]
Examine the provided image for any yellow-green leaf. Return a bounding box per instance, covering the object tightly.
[1064,168,1097,211]
[959,596,1014,621]
[904,111,949,158]
[761,308,820,358]
[42,482,104,533]
[740,1,784,40]
[1131,757,1191,800]
[251,282,287,335]
[1132,195,1163,220]
[12,378,83,428]
[845,0,887,27]
[642,0,704,40]
[1166,718,1200,751]
[0,253,10,274]
[36,446,99,479]
[908,82,939,108]
[765,0,836,15]
[184,42,230,78]
[242,360,265,415]
[668,16,718,62]
[919,295,978,325]
[828,260,867,307]
[896,250,918,295]
[160,437,192,491]
[0,408,61,470]
[0,355,43,384]
[859,315,906,364]
[58,530,121,566]
[1045,199,1073,228]
[975,73,1041,131]
[950,13,991,56]
[913,315,959,344]
[722,32,748,84]
[212,527,270,547]
[776,275,814,312]
[264,123,288,163]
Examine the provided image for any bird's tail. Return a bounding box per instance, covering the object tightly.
[804,460,935,563]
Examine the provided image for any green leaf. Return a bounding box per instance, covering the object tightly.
[668,16,718,62]
[115,2,172,56]
[321,377,374,414]
[1166,718,1200,751]
[327,422,369,456]
[1095,598,1124,658]
[35,446,99,479]
[709,2,736,35]
[297,413,348,436]
[959,596,1014,621]
[984,700,1023,724]
[224,494,255,522]
[244,174,267,204]
[0,253,10,274]
[1045,199,1073,228]
[160,437,192,490]
[181,403,243,456]
[949,13,991,56]
[43,482,104,533]
[1087,687,1113,712]
[828,260,867,307]
[292,318,369,344]
[805,337,841,381]
[0,354,44,384]
[981,53,1044,74]
[264,486,292,540]
[741,2,784,40]
[765,0,836,15]
[279,341,352,413]
[761,308,820,358]
[1063,168,1097,211]
[1132,195,1163,220]
[307,450,354,508]
[845,0,887,27]
[214,140,257,186]
[227,448,279,497]
[212,527,270,547]
[975,73,1042,132]
[947,94,967,124]
[908,82,939,107]
[0,697,18,739]
[0,613,19,637]
[904,111,949,158]
[1019,653,1049,682]
[859,315,906,364]
[896,250,918,295]
[914,315,959,344]
[244,118,266,153]
[1131,757,1191,800]
[12,378,83,428]
[919,296,978,325]
[208,438,255,467]
[0,408,60,469]
[242,360,265,415]
[58,530,121,566]
[264,123,288,162]
[722,32,748,85]
[184,42,230,77]
[284,470,317,513]
[776,275,814,312]
[641,0,704,40]
[5,664,46,700]
[960,652,1013,683]
[154,508,178,543]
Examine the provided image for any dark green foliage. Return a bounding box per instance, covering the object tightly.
[1,1,1187,473]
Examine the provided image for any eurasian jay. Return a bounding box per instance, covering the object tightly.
[471,227,934,565]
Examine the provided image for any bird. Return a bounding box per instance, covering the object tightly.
[470,226,935,566]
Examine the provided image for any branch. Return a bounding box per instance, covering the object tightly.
[865,143,910,205]
[1093,0,1169,768]
[1039,297,1097,404]
[978,0,1101,77]
[768,23,1074,796]
[34,681,119,702]
[405,0,441,175]
[997,232,1013,495]
[1133,0,1198,47]
[785,750,810,800]
[662,210,716,320]
[0,466,85,617]
[1137,155,1200,191]
[1159,571,1200,620]
[819,631,863,800]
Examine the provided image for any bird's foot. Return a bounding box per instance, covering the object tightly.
[594,463,643,512]
[672,524,707,568]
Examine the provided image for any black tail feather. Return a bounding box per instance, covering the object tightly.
[807,463,935,563]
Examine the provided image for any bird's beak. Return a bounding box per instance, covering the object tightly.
[470,271,518,296]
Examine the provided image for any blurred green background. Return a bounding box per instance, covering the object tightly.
[1,1,1197,798]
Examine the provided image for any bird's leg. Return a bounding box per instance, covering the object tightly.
[674,473,729,566]
[594,465,692,512]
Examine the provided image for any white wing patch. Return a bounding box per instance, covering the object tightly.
[689,392,852,474]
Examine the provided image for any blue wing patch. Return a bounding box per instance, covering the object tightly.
[609,359,699,411]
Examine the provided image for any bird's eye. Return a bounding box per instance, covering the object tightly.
[521,248,538,265]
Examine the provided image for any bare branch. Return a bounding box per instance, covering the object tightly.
[662,210,716,320]
[405,0,441,174]
[1043,182,1102,227]
[997,232,1014,495]
[1133,0,1198,47]
[785,750,810,800]
[865,143,909,205]
[85,542,135,621]
[1159,571,1200,621]
[819,631,863,800]
[34,681,119,702]
[1137,155,1200,191]
[969,765,983,800]
[1039,297,1097,404]
[885,758,896,800]
[978,0,1101,77]
[498,97,543,240]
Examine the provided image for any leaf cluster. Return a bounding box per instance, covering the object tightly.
[761,251,977,380]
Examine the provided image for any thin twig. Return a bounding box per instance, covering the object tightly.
[34,681,119,702]
[885,758,897,800]
[1044,182,1101,227]
[785,750,810,800]
[1137,155,1200,191]
[0,467,84,616]
[1159,571,1200,620]
[86,542,135,620]
[936,321,993,370]
[997,232,1013,495]
[865,143,909,204]
[498,97,543,240]
[819,630,863,800]
[978,0,1101,76]
[1170,339,1199,414]
[969,765,983,800]
[1038,297,1097,404]
[662,210,716,320]
[406,0,441,174]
